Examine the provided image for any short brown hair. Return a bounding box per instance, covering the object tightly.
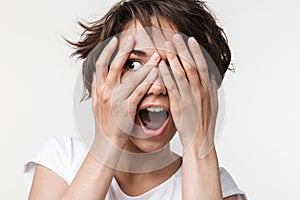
[68,0,231,101]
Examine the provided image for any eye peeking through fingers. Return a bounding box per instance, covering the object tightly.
[124,59,143,71]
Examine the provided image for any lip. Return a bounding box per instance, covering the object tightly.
[137,104,170,138]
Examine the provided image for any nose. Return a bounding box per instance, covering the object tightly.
[147,70,167,96]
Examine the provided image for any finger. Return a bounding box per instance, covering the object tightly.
[106,35,135,87]
[129,67,159,105]
[95,37,118,81]
[119,52,160,98]
[121,52,160,84]
[92,72,97,109]
[164,41,190,95]
[172,34,201,91]
[188,37,211,89]
[210,74,218,106]
[159,60,180,100]
[94,67,108,98]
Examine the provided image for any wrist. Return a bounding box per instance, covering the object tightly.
[182,130,215,158]
[183,145,219,175]
[94,127,129,148]
[90,133,126,169]
[183,135,217,160]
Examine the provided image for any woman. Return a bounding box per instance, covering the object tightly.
[24,0,247,199]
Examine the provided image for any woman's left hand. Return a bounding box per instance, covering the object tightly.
[159,34,219,155]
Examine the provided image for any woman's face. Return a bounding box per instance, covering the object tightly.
[118,19,178,153]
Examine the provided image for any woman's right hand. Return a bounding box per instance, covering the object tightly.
[91,35,160,151]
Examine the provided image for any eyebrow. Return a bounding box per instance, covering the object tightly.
[130,49,148,57]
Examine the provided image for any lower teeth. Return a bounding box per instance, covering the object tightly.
[139,110,168,130]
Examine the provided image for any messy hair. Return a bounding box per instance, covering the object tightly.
[67,0,231,101]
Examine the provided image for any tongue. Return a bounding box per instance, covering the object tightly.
[139,110,168,130]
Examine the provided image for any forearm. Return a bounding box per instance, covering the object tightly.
[182,144,222,200]
[60,152,115,200]
[60,133,126,200]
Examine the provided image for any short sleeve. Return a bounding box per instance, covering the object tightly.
[219,167,247,200]
[23,136,87,197]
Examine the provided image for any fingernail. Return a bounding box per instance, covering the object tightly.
[164,41,173,51]
[173,34,182,43]
[188,37,198,47]
[126,35,133,46]
[158,60,165,67]
[150,52,159,62]
[108,36,117,46]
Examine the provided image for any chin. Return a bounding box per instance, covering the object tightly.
[129,121,177,153]
[129,137,170,153]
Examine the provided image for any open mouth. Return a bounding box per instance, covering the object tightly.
[138,106,170,137]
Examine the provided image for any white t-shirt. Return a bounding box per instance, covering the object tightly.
[23,136,247,200]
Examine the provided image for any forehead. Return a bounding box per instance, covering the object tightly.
[119,18,178,50]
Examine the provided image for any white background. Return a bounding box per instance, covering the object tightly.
[0,0,300,199]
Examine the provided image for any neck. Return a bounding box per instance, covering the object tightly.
[114,155,182,196]
[114,143,179,173]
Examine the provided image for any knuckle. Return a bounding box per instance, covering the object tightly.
[134,88,144,98]
[186,65,197,74]
[96,85,102,97]
[95,58,105,69]
[101,88,111,103]
[109,62,116,71]
[176,47,185,54]
[102,94,110,104]
[199,64,208,74]
[168,52,177,60]
[177,72,186,81]
[172,67,184,78]
[178,50,189,59]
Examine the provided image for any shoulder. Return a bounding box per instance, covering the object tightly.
[219,167,247,200]
[23,136,87,193]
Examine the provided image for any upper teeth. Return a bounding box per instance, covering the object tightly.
[147,106,164,112]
